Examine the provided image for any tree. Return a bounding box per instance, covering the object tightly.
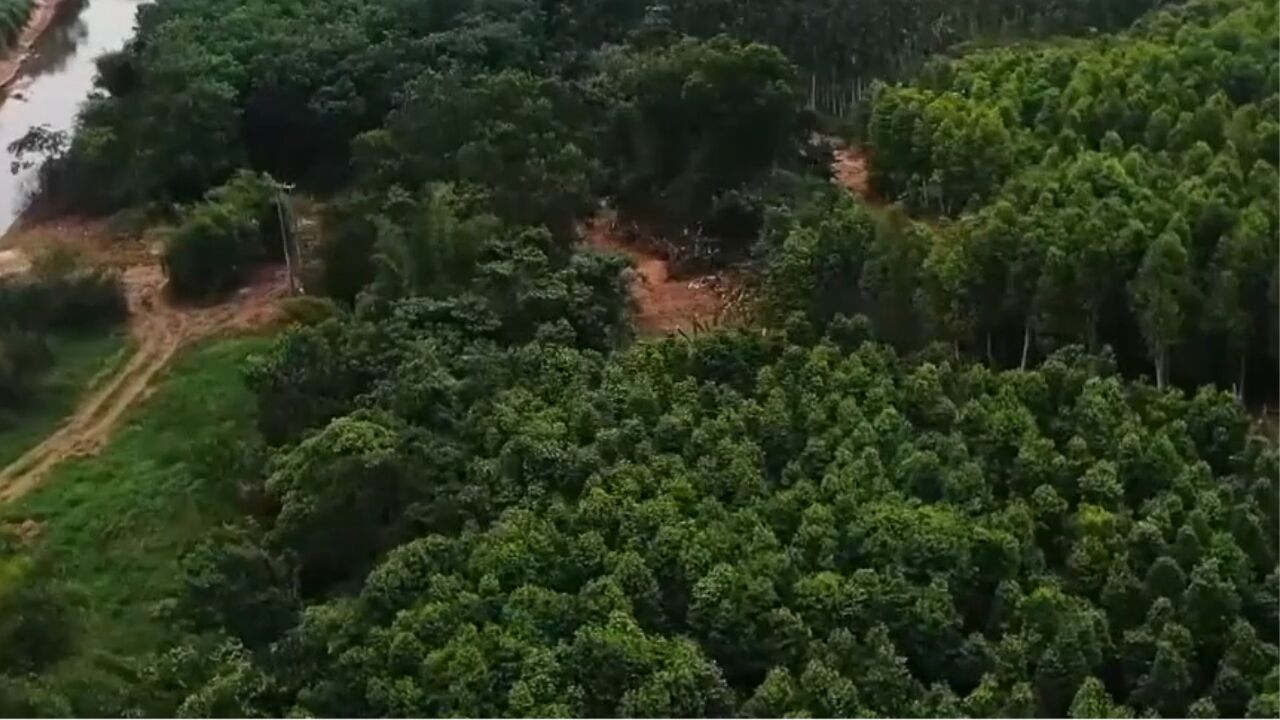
[369,184,501,302]
[1204,205,1274,399]
[1183,559,1242,653]
[1070,676,1132,718]
[366,70,599,239]
[265,412,414,592]
[1129,231,1195,389]
[171,528,298,646]
[1131,624,1194,717]
[162,171,281,301]
[603,35,804,250]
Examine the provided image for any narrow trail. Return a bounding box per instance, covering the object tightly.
[0,262,288,504]
[580,211,732,335]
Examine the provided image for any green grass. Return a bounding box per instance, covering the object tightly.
[0,331,130,469]
[0,336,271,705]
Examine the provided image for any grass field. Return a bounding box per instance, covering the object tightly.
[0,336,271,712]
[0,331,129,469]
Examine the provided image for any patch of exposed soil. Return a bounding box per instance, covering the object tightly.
[581,211,737,335]
[0,221,289,503]
[2,217,156,268]
[0,248,29,277]
[832,145,875,202]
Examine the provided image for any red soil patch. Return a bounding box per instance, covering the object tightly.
[580,211,734,335]
[832,145,876,202]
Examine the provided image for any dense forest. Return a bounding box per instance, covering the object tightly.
[860,0,1278,394]
[0,0,1276,716]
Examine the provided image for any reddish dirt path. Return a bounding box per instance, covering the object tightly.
[832,145,875,202]
[581,212,731,335]
[0,0,64,93]
[0,224,288,503]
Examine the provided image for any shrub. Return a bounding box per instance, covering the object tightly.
[162,171,283,301]
[0,258,126,333]
[279,296,340,326]
[0,331,51,406]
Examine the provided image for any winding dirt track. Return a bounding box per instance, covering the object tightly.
[0,264,287,503]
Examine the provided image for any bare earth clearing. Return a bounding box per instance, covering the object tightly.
[0,220,287,503]
[832,145,875,202]
[581,145,872,334]
[581,211,737,335]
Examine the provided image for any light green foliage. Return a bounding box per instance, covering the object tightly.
[805,0,1280,394]
[867,88,1015,212]
[1130,232,1196,388]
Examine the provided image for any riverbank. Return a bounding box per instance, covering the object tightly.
[0,0,142,230]
[0,0,64,94]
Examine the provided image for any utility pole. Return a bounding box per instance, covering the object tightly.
[272,179,300,295]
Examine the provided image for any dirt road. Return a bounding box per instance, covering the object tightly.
[0,262,288,503]
[581,212,732,335]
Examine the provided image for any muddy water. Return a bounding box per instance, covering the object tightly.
[0,0,143,233]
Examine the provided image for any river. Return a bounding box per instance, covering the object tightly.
[0,0,144,234]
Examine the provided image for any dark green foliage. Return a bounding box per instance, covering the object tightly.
[0,331,51,406]
[164,325,1279,716]
[0,252,127,409]
[0,563,75,676]
[168,528,298,645]
[0,0,30,51]
[48,0,1156,211]
[601,36,805,256]
[162,171,282,301]
[249,209,631,444]
[357,71,598,240]
[0,264,126,334]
